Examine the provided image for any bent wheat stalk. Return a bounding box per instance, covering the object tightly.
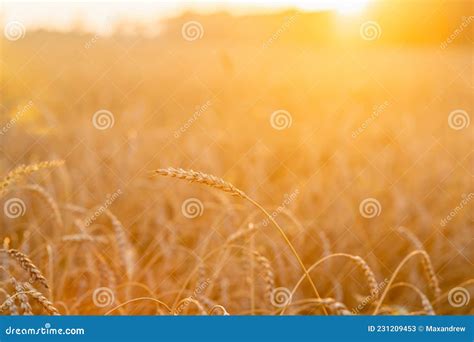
[373,250,433,315]
[280,253,377,315]
[153,167,326,314]
[0,160,64,197]
[0,249,49,288]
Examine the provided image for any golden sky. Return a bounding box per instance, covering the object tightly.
[2,0,372,32]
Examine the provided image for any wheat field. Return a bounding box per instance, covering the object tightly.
[0,6,473,316]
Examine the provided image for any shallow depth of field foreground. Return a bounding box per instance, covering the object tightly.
[0,0,473,316]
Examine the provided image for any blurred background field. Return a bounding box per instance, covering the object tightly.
[0,0,472,315]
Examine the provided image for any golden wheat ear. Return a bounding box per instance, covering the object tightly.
[153,167,246,198]
[0,160,65,197]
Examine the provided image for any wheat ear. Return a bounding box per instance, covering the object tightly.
[252,250,275,304]
[0,160,64,197]
[11,277,33,315]
[0,249,49,288]
[153,167,326,314]
[397,227,441,298]
[22,282,60,315]
[18,184,63,227]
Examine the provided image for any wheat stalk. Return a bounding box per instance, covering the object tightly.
[397,227,441,298]
[22,282,60,315]
[252,250,275,305]
[153,167,326,314]
[18,184,63,227]
[0,160,64,197]
[0,249,49,288]
[103,210,136,280]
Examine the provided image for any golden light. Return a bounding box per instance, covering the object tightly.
[292,0,371,15]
